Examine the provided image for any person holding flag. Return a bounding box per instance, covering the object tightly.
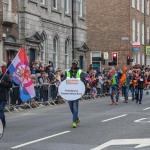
[0,68,12,128]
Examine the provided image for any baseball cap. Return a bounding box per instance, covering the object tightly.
[72,59,78,65]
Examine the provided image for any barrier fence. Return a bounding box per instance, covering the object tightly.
[4,83,149,113]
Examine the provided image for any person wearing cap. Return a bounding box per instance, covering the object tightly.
[65,59,84,128]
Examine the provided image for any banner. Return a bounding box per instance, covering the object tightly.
[8,47,35,102]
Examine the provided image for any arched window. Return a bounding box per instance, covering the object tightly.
[65,39,69,69]
[53,36,58,68]
[41,33,46,62]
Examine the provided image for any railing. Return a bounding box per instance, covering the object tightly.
[3,11,18,24]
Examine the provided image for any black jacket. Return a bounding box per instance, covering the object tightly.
[0,74,12,101]
[137,77,145,89]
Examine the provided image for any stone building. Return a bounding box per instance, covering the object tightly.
[0,0,88,70]
[86,0,150,70]
[0,0,20,66]
[18,0,88,70]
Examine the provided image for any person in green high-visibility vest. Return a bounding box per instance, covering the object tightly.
[65,59,84,128]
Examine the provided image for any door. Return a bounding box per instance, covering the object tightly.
[29,48,35,63]
[79,56,83,69]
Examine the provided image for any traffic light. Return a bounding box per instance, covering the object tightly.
[127,55,130,65]
[112,52,118,65]
[101,53,105,65]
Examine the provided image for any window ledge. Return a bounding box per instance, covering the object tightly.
[28,0,38,5]
[65,12,71,18]
[79,16,85,21]
[40,4,48,10]
[52,8,62,14]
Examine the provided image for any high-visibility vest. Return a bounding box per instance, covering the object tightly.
[66,69,82,80]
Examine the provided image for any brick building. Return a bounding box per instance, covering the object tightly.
[86,0,150,70]
[18,0,88,70]
[0,0,20,66]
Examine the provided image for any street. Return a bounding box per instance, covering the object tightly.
[1,93,150,150]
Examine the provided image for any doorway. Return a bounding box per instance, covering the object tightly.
[79,56,84,69]
[29,48,35,63]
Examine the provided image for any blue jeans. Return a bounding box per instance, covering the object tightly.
[130,86,135,98]
[122,86,129,100]
[136,89,143,102]
[35,87,41,102]
[68,100,79,123]
[0,101,7,126]
[109,85,118,102]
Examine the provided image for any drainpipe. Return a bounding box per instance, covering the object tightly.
[72,0,74,59]
[144,0,147,66]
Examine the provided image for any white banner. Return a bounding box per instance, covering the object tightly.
[58,78,85,101]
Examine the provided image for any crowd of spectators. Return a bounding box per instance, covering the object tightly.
[1,59,150,107]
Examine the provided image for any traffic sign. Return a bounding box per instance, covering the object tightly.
[103,52,108,59]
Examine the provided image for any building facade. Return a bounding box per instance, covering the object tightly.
[18,0,88,70]
[86,0,150,70]
[0,0,88,70]
[0,0,20,66]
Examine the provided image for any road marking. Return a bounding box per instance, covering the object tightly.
[134,118,150,123]
[134,118,146,122]
[101,114,127,122]
[143,107,150,111]
[11,131,71,149]
[90,139,150,150]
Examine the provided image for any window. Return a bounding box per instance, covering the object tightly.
[137,21,140,43]
[132,18,136,42]
[3,0,11,11]
[142,53,144,65]
[41,33,46,62]
[65,39,69,69]
[40,0,45,5]
[137,53,140,64]
[147,0,149,15]
[91,52,101,70]
[132,0,135,8]
[79,0,83,17]
[137,0,140,11]
[65,0,69,13]
[147,26,150,44]
[141,0,144,13]
[142,22,144,44]
[133,53,137,65]
[53,37,58,68]
[53,0,57,9]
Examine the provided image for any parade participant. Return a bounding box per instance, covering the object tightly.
[136,73,145,104]
[108,69,119,105]
[120,67,130,103]
[65,59,84,128]
[0,69,12,127]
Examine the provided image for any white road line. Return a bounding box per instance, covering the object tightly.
[11,131,71,149]
[143,107,150,111]
[101,114,128,122]
[134,118,146,122]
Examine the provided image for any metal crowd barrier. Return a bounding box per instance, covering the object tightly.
[4,81,114,113]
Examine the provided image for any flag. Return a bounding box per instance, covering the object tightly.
[8,47,35,102]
